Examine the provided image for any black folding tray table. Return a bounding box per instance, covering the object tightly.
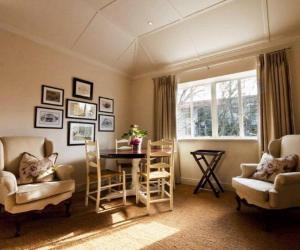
[190,149,225,198]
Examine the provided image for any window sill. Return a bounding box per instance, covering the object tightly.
[178,137,258,142]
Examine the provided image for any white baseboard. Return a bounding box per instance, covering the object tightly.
[180,177,234,191]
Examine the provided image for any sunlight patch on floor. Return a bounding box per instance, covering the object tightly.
[41,222,179,250]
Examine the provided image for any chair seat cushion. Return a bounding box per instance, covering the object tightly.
[142,170,170,179]
[16,180,75,204]
[232,177,274,205]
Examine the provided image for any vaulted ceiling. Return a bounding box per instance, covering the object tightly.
[0,0,299,77]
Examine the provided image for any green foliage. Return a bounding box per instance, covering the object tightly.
[122,124,148,139]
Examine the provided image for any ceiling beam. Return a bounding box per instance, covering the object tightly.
[113,38,136,65]
[71,11,98,49]
[261,0,271,41]
[139,41,156,66]
[138,0,233,40]
[71,0,118,49]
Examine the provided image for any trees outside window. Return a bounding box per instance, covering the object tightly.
[176,71,258,139]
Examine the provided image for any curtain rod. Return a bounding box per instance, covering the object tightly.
[151,46,293,79]
[267,47,291,54]
[177,55,256,75]
[176,47,292,75]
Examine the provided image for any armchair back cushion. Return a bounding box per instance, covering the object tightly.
[0,137,53,176]
[280,135,300,171]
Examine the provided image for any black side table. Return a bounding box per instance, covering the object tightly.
[190,150,225,198]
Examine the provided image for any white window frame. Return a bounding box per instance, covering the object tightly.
[177,70,258,140]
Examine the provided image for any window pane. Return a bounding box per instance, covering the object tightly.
[177,87,192,104]
[177,87,192,137]
[241,77,258,136]
[192,85,212,136]
[216,80,239,136]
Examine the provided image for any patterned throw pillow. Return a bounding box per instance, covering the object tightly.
[18,152,58,185]
[252,153,298,183]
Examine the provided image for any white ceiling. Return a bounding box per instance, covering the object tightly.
[0,0,299,77]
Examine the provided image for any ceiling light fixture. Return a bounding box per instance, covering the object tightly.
[148,21,153,26]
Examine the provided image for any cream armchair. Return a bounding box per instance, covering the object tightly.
[232,135,300,212]
[0,136,75,236]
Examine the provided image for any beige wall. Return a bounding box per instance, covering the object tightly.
[1,25,300,191]
[0,29,132,189]
[289,42,300,133]
[131,42,300,189]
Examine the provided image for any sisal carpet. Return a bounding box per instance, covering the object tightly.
[1,185,300,250]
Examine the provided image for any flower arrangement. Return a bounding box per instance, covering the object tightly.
[122,125,147,150]
[122,124,148,139]
[130,138,142,146]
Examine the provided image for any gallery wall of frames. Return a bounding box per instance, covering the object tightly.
[34,77,115,146]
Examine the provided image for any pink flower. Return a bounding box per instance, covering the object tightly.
[130,138,141,146]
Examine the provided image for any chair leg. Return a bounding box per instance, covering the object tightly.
[118,164,122,187]
[146,178,150,214]
[161,178,165,199]
[170,177,174,211]
[64,199,72,217]
[235,195,242,211]
[96,180,101,213]
[0,204,4,214]
[85,177,90,207]
[108,177,112,202]
[123,171,127,205]
[14,214,21,237]
[262,209,272,232]
[136,175,140,204]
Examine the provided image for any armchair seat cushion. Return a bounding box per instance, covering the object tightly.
[232,177,274,206]
[16,180,75,204]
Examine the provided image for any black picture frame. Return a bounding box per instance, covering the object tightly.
[72,77,93,100]
[66,99,97,120]
[99,96,114,113]
[67,121,95,146]
[34,106,64,129]
[99,114,115,132]
[41,85,64,107]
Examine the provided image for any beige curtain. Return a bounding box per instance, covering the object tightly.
[153,75,181,183]
[259,49,295,153]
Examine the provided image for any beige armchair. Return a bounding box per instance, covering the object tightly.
[0,136,75,236]
[232,135,300,213]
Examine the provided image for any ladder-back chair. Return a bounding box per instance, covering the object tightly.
[85,140,126,212]
[136,139,175,214]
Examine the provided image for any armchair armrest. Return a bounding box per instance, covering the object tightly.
[55,164,74,180]
[0,171,18,204]
[240,163,258,178]
[274,172,300,190]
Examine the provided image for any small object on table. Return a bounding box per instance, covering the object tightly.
[190,149,225,198]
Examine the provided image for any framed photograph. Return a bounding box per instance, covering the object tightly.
[34,106,63,129]
[99,96,114,113]
[72,77,93,100]
[66,99,97,120]
[68,122,95,146]
[41,85,64,106]
[99,114,115,132]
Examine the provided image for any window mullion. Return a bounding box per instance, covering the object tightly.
[238,79,244,137]
[211,82,217,137]
[190,87,194,137]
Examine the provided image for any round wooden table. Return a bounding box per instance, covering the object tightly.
[100,149,147,198]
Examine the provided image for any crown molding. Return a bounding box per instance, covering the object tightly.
[132,33,300,80]
[0,21,131,79]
